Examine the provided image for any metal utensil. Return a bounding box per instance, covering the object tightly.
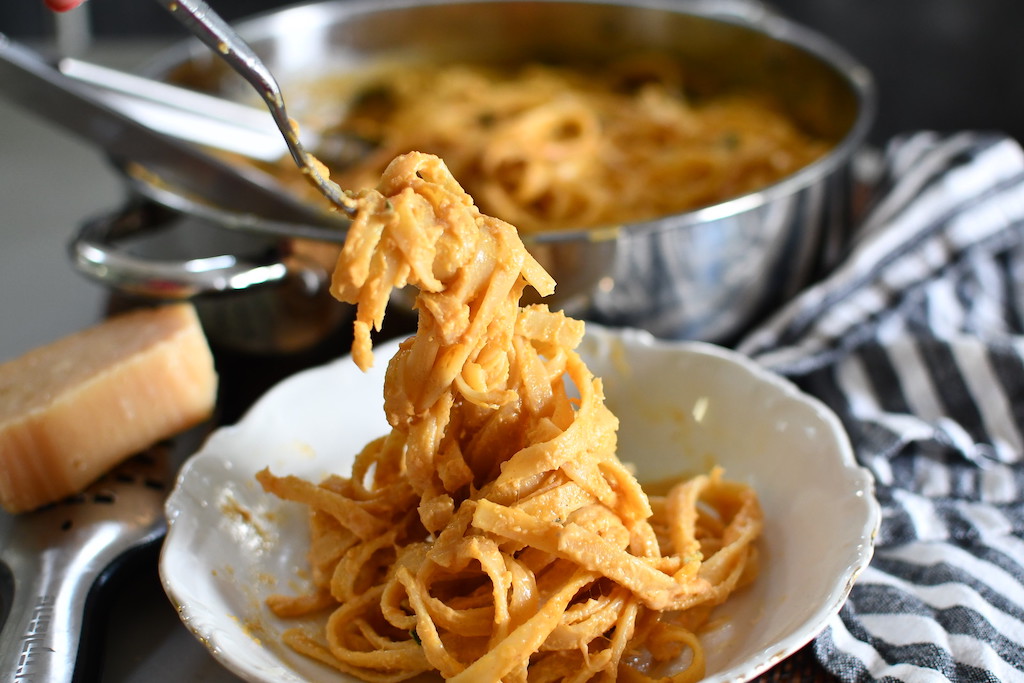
[61,58,365,169]
[155,0,359,218]
[59,57,292,162]
[0,430,204,681]
[0,32,346,237]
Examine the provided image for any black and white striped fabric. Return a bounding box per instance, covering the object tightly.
[736,132,1024,681]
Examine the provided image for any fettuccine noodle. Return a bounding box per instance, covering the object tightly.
[285,58,828,232]
[258,152,762,681]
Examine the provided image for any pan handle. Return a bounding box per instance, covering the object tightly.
[68,203,302,300]
[66,201,351,355]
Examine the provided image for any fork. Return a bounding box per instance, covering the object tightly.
[154,0,361,219]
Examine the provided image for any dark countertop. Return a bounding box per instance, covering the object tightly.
[771,0,1024,146]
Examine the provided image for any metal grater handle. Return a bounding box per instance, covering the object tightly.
[0,447,177,680]
[0,542,100,682]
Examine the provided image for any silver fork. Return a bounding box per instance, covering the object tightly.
[154,0,361,219]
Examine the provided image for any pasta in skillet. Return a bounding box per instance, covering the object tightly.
[257,152,762,682]
[284,58,828,233]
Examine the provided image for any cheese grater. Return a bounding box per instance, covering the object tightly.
[0,428,205,681]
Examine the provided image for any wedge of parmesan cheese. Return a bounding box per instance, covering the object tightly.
[0,303,217,513]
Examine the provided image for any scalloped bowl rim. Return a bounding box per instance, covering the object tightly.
[160,324,880,682]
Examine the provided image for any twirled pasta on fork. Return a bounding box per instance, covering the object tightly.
[257,152,762,682]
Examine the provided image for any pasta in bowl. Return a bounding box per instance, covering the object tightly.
[160,323,879,682]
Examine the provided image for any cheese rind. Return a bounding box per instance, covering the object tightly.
[0,303,218,513]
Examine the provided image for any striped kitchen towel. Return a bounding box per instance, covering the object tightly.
[737,131,1024,681]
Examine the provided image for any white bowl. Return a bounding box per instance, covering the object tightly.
[160,324,880,682]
